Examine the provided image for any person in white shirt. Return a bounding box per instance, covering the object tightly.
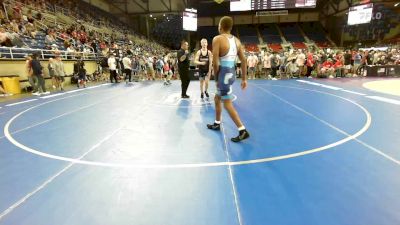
[296,50,306,77]
[108,54,118,83]
[286,59,299,78]
[262,52,271,79]
[147,56,155,80]
[247,52,258,80]
[66,45,75,59]
[54,54,66,90]
[82,46,91,59]
[122,54,132,83]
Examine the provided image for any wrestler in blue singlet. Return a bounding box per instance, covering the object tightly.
[216,35,237,100]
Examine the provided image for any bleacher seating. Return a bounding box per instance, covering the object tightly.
[238,25,259,44]
[292,42,307,49]
[300,23,330,47]
[245,44,259,52]
[268,43,282,52]
[280,24,304,43]
[316,42,331,48]
[1,0,162,60]
[260,25,282,44]
[151,15,185,49]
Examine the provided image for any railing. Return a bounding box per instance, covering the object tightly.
[0,47,98,60]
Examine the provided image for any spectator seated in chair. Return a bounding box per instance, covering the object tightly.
[285,59,299,79]
[319,58,335,78]
[334,59,344,78]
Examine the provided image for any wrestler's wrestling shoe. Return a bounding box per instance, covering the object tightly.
[231,129,250,142]
[207,123,220,130]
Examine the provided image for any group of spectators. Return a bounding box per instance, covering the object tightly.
[2,0,400,97]
[0,0,40,48]
[245,48,400,79]
[104,50,178,84]
[21,50,72,95]
[1,0,168,60]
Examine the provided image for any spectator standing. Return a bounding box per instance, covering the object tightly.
[270,52,279,80]
[343,50,352,76]
[48,58,56,89]
[31,53,49,95]
[108,54,118,83]
[177,40,191,98]
[25,55,37,93]
[305,51,315,78]
[54,54,66,90]
[247,52,258,80]
[262,52,271,79]
[296,49,306,77]
[122,54,132,83]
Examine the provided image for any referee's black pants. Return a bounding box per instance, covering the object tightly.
[179,69,190,96]
[110,70,118,83]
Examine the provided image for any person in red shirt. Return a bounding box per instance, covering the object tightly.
[320,59,334,78]
[334,59,343,68]
[306,51,315,78]
[78,30,87,44]
[334,58,344,77]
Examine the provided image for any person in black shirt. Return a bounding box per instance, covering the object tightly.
[177,40,191,98]
[31,53,49,95]
[344,50,352,75]
[74,57,86,88]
